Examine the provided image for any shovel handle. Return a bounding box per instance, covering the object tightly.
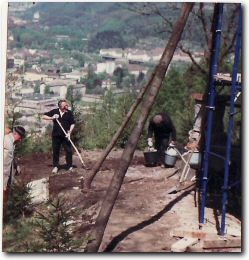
[55,118,86,167]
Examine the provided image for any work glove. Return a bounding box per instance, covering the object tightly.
[147,138,153,147]
[169,141,176,147]
[15,165,22,176]
[65,131,71,140]
[52,114,59,120]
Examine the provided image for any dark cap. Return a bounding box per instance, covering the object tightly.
[14,126,26,138]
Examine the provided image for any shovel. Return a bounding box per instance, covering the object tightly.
[55,118,86,168]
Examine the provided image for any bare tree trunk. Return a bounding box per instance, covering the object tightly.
[204,4,219,65]
[84,3,194,252]
[85,70,157,188]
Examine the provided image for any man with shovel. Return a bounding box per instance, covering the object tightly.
[42,99,75,174]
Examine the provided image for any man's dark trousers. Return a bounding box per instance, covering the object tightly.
[52,135,72,169]
[155,137,169,165]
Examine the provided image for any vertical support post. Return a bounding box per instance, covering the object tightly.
[199,3,224,226]
[220,5,242,236]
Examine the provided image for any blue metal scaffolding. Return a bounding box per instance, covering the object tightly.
[199,3,242,236]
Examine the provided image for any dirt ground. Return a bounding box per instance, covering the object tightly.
[15,149,241,253]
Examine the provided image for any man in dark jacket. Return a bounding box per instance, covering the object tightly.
[42,99,75,173]
[147,112,176,165]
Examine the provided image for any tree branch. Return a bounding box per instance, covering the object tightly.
[179,44,208,76]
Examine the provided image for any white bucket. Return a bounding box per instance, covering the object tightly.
[189,152,202,169]
[165,147,177,167]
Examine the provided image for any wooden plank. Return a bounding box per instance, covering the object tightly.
[203,237,241,249]
[166,185,178,194]
[171,237,199,252]
[186,241,204,252]
[170,228,217,240]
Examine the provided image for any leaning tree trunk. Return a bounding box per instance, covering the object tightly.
[85,69,157,188]
[85,3,194,252]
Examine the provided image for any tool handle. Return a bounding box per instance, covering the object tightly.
[55,118,86,167]
[70,140,86,167]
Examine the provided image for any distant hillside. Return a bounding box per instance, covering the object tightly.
[22,2,180,40]
[12,2,213,52]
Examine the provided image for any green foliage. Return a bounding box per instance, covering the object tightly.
[71,106,86,149]
[24,2,163,50]
[100,18,124,32]
[66,85,82,112]
[72,53,85,67]
[44,85,51,94]
[34,198,88,252]
[121,74,136,89]
[5,112,22,130]
[34,82,40,93]
[60,38,86,52]
[223,105,241,146]
[113,67,124,88]
[137,72,145,85]
[3,199,90,252]
[3,218,37,252]
[82,90,139,149]
[61,66,72,73]
[16,130,52,156]
[81,65,108,94]
[87,30,127,52]
[81,65,207,150]
[6,180,33,223]
[12,27,54,49]
[151,66,194,143]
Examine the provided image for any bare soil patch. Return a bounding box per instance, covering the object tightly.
[14,149,241,252]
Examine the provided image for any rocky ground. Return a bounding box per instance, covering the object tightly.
[7,149,242,253]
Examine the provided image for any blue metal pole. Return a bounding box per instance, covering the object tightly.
[220,5,242,236]
[199,3,224,226]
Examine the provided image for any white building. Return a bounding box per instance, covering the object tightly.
[40,82,46,95]
[64,70,82,81]
[74,84,86,96]
[96,61,116,75]
[47,79,83,99]
[14,94,58,132]
[125,49,151,63]
[127,64,148,77]
[19,87,34,96]
[24,71,48,82]
[150,48,164,62]
[100,48,123,59]
[48,81,67,98]
[14,58,25,68]
[15,95,58,115]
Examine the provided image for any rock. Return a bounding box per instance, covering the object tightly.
[27,177,49,205]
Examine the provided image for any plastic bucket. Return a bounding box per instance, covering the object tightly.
[164,147,177,167]
[165,154,177,167]
[144,151,158,167]
[189,152,201,169]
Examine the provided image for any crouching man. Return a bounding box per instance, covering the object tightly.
[147,112,176,166]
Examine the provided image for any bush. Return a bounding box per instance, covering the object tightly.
[6,180,33,223]
[3,198,90,252]
[15,130,52,156]
[82,90,140,149]
[3,219,37,252]
[34,198,89,252]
